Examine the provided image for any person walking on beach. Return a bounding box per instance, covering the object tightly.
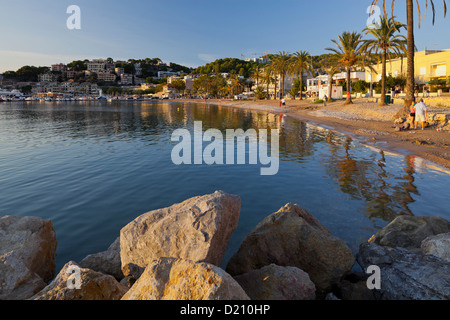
[414,99,428,130]
[323,95,328,106]
[409,102,416,128]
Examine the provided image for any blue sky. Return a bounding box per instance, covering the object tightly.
[1,0,449,72]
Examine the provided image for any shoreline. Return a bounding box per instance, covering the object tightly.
[176,98,450,171]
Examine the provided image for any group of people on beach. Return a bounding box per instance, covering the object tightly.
[408,99,428,130]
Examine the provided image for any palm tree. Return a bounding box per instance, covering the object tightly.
[251,65,263,87]
[326,31,365,104]
[291,51,314,100]
[361,16,407,106]
[370,0,447,108]
[271,51,292,100]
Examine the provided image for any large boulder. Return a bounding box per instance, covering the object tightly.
[31,261,128,300]
[369,216,450,250]
[357,242,450,300]
[121,257,250,300]
[120,191,240,275]
[0,215,57,300]
[421,232,450,262]
[226,203,355,294]
[79,237,123,280]
[233,264,316,300]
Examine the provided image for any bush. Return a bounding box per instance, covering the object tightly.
[313,98,324,104]
[254,86,266,100]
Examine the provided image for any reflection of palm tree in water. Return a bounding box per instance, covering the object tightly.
[396,155,418,216]
[332,136,418,221]
[337,137,359,195]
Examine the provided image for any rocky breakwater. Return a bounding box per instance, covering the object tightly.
[226,203,355,298]
[357,216,450,300]
[2,190,449,300]
[0,216,57,300]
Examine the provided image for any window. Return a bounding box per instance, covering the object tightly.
[430,63,446,77]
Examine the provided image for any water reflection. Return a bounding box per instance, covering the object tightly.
[1,102,448,232]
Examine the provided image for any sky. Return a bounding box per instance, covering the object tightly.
[1,0,450,72]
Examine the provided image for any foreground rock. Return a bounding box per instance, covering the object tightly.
[79,237,123,280]
[421,232,450,262]
[0,216,57,300]
[121,257,249,300]
[226,203,355,294]
[31,261,128,300]
[369,216,450,250]
[357,242,450,300]
[233,264,316,300]
[120,191,241,276]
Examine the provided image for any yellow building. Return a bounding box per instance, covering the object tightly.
[366,49,450,84]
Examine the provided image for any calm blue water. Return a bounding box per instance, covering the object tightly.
[1,101,449,271]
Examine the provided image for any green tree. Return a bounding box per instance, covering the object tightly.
[326,31,365,104]
[254,86,266,100]
[361,16,407,105]
[290,51,314,100]
[67,60,87,72]
[271,51,292,100]
[171,78,186,94]
[261,66,275,100]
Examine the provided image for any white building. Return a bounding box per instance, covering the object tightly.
[307,74,343,99]
[157,71,181,79]
[38,73,58,82]
[332,71,366,84]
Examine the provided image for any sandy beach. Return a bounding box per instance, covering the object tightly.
[176,98,450,170]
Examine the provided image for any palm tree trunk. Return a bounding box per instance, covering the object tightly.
[345,68,352,104]
[274,78,277,100]
[299,76,303,100]
[380,48,387,106]
[405,0,415,107]
[299,67,304,100]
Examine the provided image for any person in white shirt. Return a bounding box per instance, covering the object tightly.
[414,99,428,130]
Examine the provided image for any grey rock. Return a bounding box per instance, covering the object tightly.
[357,242,450,300]
[369,216,450,250]
[233,264,316,300]
[226,203,354,294]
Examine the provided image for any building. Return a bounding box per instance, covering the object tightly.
[115,67,125,75]
[87,60,107,73]
[134,63,142,76]
[51,63,67,72]
[307,74,344,99]
[97,71,117,82]
[184,75,193,90]
[245,57,270,64]
[120,73,134,85]
[63,70,78,80]
[157,71,181,79]
[86,59,114,73]
[332,71,366,85]
[38,73,58,82]
[140,83,155,90]
[366,49,450,84]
